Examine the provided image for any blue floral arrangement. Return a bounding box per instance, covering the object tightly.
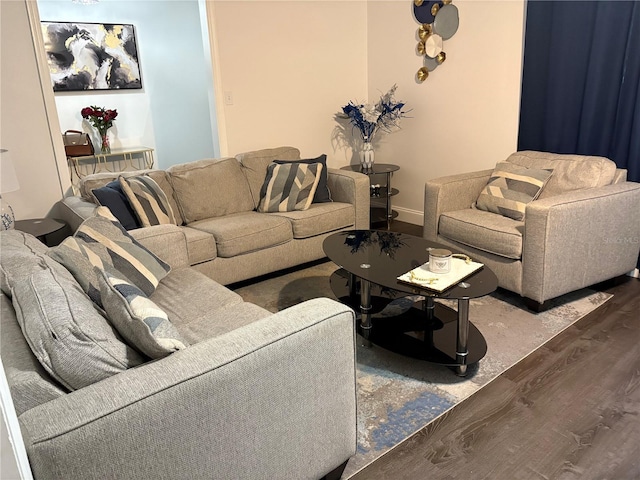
[338,85,409,143]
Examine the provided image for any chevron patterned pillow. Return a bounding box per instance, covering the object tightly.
[475,162,553,221]
[119,174,177,227]
[48,207,171,306]
[98,271,188,359]
[257,162,323,213]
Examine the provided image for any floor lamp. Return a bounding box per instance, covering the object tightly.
[0,149,20,230]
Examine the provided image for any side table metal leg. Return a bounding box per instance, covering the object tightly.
[360,279,372,347]
[348,272,357,298]
[456,298,470,376]
[386,172,392,229]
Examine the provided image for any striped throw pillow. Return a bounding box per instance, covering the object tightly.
[119,175,177,227]
[257,162,323,213]
[48,207,171,306]
[98,271,188,359]
[475,162,553,221]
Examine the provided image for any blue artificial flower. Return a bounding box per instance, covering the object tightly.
[337,85,409,143]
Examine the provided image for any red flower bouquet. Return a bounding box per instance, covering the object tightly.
[81,106,118,153]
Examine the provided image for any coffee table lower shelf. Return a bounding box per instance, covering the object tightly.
[330,270,488,374]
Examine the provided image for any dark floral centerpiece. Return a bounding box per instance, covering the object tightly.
[336,85,409,170]
[81,106,118,154]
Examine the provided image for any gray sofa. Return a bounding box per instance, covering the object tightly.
[1,225,358,480]
[424,151,640,307]
[56,146,370,285]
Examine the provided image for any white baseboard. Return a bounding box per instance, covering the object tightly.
[394,207,423,227]
[628,268,640,278]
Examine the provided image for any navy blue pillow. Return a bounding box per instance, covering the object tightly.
[92,181,141,230]
[274,154,332,203]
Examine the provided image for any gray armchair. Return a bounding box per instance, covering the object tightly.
[423,151,640,309]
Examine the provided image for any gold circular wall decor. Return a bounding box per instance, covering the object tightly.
[413,0,458,82]
[418,23,432,40]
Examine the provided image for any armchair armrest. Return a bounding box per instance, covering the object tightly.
[19,297,357,480]
[423,169,492,241]
[523,182,640,302]
[130,224,190,269]
[327,168,370,229]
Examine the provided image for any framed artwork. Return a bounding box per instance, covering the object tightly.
[41,22,142,92]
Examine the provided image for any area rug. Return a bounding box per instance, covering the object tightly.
[232,260,612,478]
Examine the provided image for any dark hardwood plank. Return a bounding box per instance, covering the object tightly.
[350,263,640,480]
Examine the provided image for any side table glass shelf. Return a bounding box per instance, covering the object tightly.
[341,163,399,228]
[67,146,155,192]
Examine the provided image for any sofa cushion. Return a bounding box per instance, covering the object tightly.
[151,268,247,339]
[236,146,301,208]
[119,175,178,227]
[258,162,322,213]
[1,230,78,297]
[505,151,617,199]
[475,162,553,220]
[189,212,292,258]
[181,226,217,264]
[1,293,66,415]
[274,154,332,203]
[439,208,524,260]
[92,180,141,230]
[269,202,354,239]
[168,158,254,223]
[98,271,188,359]
[11,268,144,391]
[48,207,171,305]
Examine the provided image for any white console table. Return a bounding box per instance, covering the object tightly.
[67,146,155,192]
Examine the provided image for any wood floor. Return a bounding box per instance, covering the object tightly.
[353,222,640,480]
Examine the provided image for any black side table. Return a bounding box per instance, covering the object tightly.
[341,163,400,228]
[14,218,66,247]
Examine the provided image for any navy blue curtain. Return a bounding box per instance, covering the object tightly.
[518,1,640,183]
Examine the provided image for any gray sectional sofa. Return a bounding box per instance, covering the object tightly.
[1,226,358,479]
[0,146,367,478]
[56,146,370,285]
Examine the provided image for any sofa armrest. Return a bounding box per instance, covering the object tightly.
[523,182,640,302]
[423,169,493,242]
[130,225,190,269]
[51,196,97,233]
[18,297,357,480]
[327,168,370,229]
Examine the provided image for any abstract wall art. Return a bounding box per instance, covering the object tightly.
[41,22,142,92]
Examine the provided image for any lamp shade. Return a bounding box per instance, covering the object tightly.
[0,149,20,194]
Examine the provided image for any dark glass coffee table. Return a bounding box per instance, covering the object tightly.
[323,230,498,375]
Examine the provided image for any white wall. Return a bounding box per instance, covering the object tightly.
[36,0,219,169]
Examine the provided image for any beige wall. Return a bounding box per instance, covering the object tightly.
[211,0,525,224]
[208,1,368,162]
[368,0,525,223]
[0,0,69,221]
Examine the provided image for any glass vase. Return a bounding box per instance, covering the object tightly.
[359,141,375,171]
[100,132,111,154]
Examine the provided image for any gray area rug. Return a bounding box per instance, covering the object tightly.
[232,260,612,478]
